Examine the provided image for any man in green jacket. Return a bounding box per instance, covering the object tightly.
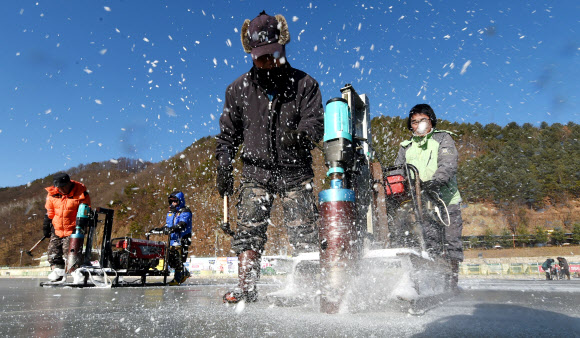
[394,103,463,289]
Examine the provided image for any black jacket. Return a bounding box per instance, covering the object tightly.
[558,258,569,270]
[216,64,324,188]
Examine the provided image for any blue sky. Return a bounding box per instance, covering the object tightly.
[1,0,578,188]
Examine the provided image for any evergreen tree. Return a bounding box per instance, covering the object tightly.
[483,228,496,249]
[499,228,513,248]
[533,226,548,246]
[572,223,580,244]
[550,227,566,246]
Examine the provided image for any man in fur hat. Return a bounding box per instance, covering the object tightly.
[216,11,324,303]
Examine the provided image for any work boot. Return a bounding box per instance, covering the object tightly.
[223,289,258,303]
[169,270,183,286]
[446,260,460,291]
[180,269,191,284]
[223,250,261,304]
[48,268,66,282]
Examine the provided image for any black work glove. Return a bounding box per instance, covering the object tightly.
[42,214,52,238]
[216,166,233,197]
[173,222,187,234]
[421,180,441,194]
[281,128,311,149]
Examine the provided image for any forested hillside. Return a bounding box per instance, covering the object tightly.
[1,119,579,266]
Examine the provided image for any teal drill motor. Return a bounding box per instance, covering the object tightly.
[66,203,90,273]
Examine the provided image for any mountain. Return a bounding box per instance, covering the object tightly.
[1,119,579,266]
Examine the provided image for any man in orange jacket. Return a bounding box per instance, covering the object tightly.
[44,172,91,281]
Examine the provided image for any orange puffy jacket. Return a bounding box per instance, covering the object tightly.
[45,180,91,238]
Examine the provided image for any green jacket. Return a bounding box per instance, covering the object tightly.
[394,129,462,205]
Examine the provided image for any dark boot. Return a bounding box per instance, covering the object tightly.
[445,259,460,291]
[449,260,459,290]
[223,250,261,303]
[169,270,183,286]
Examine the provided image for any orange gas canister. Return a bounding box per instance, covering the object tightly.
[385,175,406,195]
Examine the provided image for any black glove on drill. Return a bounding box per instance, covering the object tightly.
[421,180,441,194]
[42,214,52,238]
[281,128,310,149]
[216,166,233,197]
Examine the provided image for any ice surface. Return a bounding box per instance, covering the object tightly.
[2,278,578,336]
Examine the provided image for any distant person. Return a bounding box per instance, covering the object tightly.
[44,173,91,282]
[162,191,193,286]
[542,258,555,280]
[393,104,463,290]
[557,257,570,280]
[215,11,324,303]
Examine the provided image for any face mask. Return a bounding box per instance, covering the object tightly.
[415,120,430,135]
[255,66,286,90]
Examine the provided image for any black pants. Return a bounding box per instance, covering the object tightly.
[168,234,191,271]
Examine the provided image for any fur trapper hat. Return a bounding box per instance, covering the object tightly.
[241,11,290,59]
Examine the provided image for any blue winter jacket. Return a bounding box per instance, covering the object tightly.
[165,191,192,246]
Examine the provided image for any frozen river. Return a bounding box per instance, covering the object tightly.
[0,278,579,337]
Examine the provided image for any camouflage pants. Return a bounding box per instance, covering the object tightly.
[232,179,319,255]
[47,233,70,269]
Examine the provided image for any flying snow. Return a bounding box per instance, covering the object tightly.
[95,99,102,105]
[104,6,111,12]
[460,60,472,75]
[166,107,177,117]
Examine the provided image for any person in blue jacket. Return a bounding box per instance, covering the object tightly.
[165,191,193,285]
